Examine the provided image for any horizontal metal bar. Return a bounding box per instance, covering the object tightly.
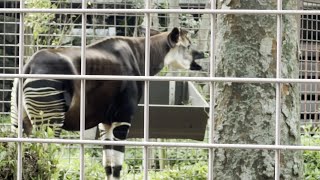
[136,104,208,108]
[0,101,10,103]
[0,44,73,48]
[1,73,320,84]
[0,113,10,115]
[0,8,319,15]
[0,137,319,151]
[0,68,19,70]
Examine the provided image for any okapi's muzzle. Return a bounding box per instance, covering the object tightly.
[190,50,205,71]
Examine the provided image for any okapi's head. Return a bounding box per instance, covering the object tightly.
[142,27,205,73]
[164,27,204,71]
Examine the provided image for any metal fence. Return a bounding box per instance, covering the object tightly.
[300,0,320,126]
[0,0,320,179]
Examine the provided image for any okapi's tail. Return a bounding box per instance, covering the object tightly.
[10,78,33,136]
[10,78,19,133]
[10,61,31,133]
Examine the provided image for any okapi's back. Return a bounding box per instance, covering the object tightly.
[45,48,124,76]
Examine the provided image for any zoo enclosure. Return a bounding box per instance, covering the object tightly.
[0,0,319,179]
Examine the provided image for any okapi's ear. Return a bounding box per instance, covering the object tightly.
[169,27,180,44]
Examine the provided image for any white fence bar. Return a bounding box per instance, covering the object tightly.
[79,0,87,179]
[4,74,320,83]
[17,0,25,179]
[208,0,217,180]
[1,137,320,151]
[143,0,151,179]
[0,8,319,15]
[275,1,283,179]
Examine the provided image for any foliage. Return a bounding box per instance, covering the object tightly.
[0,115,10,124]
[25,0,55,35]
[0,126,61,180]
[53,147,105,180]
[166,147,208,167]
[301,123,320,180]
[0,122,106,179]
[180,14,200,35]
[24,0,71,51]
[124,146,143,173]
[124,161,207,180]
[123,145,208,179]
[157,65,169,76]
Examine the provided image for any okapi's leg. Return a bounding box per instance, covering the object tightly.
[98,123,113,180]
[99,81,140,180]
[99,122,131,180]
[22,79,68,137]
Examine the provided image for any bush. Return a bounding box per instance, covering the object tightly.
[53,146,104,180]
[123,161,208,180]
[123,145,208,179]
[0,126,106,179]
[0,127,61,180]
[302,124,320,179]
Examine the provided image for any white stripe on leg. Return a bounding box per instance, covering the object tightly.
[99,123,113,178]
[113,150,124,167]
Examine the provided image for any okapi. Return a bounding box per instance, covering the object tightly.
[10,27,204,179]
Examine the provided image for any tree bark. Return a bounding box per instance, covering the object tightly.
[213,1,302,179]
[168,0,180,29]
[150,0,160,30]
[139,0,161,33]
[197,2,211,52]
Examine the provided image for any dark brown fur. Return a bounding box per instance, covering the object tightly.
[25,31,177,131]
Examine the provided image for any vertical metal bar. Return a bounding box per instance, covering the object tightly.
[124,1,127,36]
[301,12,307,124]
[114,2,116,32]
[14,2,19,75]
[2,4,6,114]
[208,1,216,180]
[275,0,282,179]
[143,0,151,179]
[80,0,87,179]
[311,14,316,123]
[316,2,320,124]
[17,0,25,180]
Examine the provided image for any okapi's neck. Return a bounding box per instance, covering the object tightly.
[148,32,171,76]
[134,32,171,76]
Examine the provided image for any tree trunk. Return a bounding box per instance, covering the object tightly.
[168,0,180,29]
[197,2,211,52]
[213,1,303,179]
[150,0,160,31]
[139,0,161,32]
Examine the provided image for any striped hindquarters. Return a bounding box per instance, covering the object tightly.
[22,78,68,137]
